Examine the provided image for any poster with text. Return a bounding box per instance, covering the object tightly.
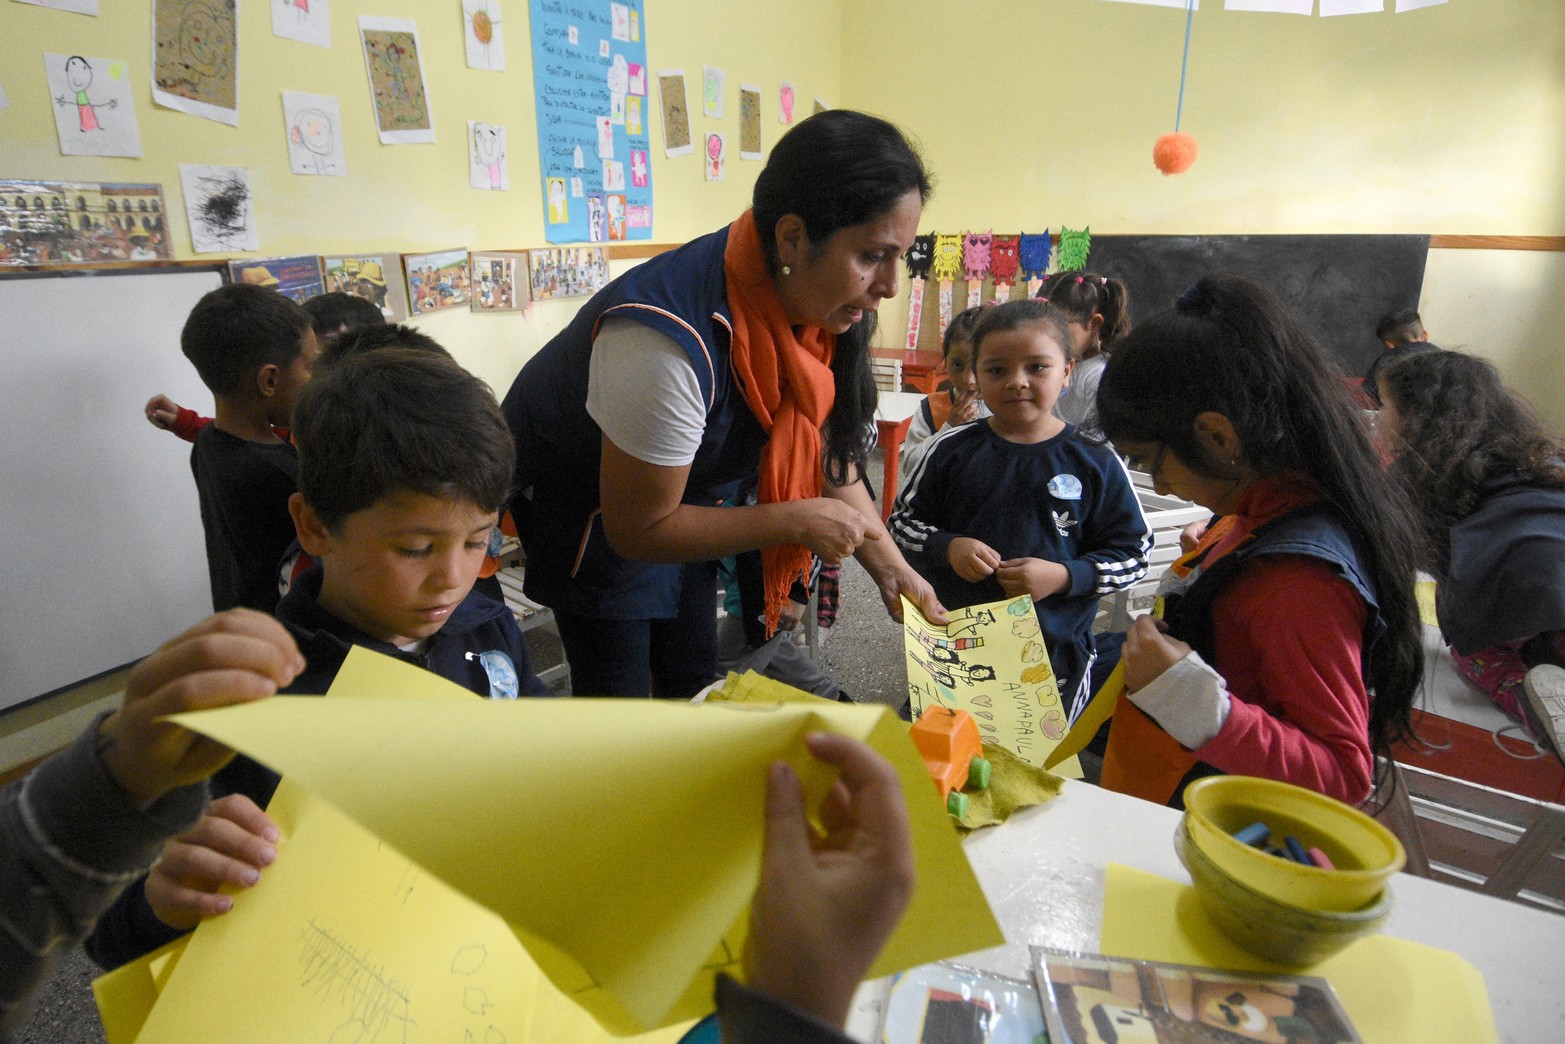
[152,0,239,126]
[272,0,331,48]
[360,16,435,144]
[529,0,652,243]
[44,53,142,157]
[227,254,325,304]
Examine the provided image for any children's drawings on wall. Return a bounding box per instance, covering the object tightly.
[152,0,239,126]
[0,179,170,265]
[705,132,725,181]
[14,0,98,14]
[323,254,409,321]
[901,595,1068,769]
[359,16,435,144]
[779,79,795,125]
[529,0,653,243]
[272,0,331,49]
[282,92,345,176]
[657,69,691,157]
[179,163,256,252]
[403,248,470,315]
[469,251,527,313]
[464,0,505,70]
[527,246,607,301]
[226,254,326,304]
[468,121,508,190]
[702,65,725,118]
[44,53,141,157]
[738,84,761,160]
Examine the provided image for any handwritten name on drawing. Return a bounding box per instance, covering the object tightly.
[299,918,415,1042]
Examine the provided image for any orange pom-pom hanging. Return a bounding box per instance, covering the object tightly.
[1154,132,1198,175]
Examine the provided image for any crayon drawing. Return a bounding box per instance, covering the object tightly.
[702,65,724,118]
[464,0,505,71]
[469,252,527,313]
[178,163,256,253]
[282,92,345,176]
[44,53,141,157]
[0,180,170,266]
[657,70,692,156]
[738,85,761,160]
[403,248,470,315]
[152,0,239,125]
[779,80,795,124]
[359,17,435,144]
[272,0,331,49]
[468,121,508,190]
[705,133,725,182]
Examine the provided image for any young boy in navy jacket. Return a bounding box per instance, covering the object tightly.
[87,342,549,969]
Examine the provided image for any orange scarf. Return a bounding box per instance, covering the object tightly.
[1100,475,1319,805]
[723,209,837,633]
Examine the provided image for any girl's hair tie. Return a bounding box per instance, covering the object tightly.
[1098,275,1109,286]
[1074,275,1084,285]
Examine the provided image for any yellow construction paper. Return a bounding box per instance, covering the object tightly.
[167,651,1002,1035]
[91,937,187,1044]
[1100,863,1498,1043]
[1045,660,1124,770]
[1416,579,1439,627]
[902,594,1068,768]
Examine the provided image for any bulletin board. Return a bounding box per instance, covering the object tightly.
[0,265,220,711]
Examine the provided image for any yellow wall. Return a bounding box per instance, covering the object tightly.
[0,0,844,397]
[843,0,1565,427]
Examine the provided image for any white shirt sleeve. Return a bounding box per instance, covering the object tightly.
[1126,649,1232,750]
[586,316,707,467]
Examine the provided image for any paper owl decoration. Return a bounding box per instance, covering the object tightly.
[904,234,935,280]
[962,231,992,281]
[989,235,1020,286]
[931,233,964,282]
[1018,232,1052,281]
[1056,226,1092,273]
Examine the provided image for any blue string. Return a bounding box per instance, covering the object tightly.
[1175,0,1195,132]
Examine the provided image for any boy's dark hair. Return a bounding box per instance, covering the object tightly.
[293,348,514,531]
[1382,349,1565,562]
[1038,271,1133,355]
[1097,273,1425,784]
[942,306,984,357]
[180,284,313,397]
[317,322,452,369]
[303,291,386,339]
[1374,308,1425,345]
[970,299,1072,367]
[753,109,932,488]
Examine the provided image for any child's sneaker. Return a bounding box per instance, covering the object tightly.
[1521,664,1565,759]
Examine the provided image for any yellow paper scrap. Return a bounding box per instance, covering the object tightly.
[91,936,187,1044]
[1045,660,1124,770]
[1416,579,1438,628]
[167,651,1002,1035]
[1100,863,1498,1043]
[902,594,1068,768]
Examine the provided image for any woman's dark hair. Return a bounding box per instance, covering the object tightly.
[969,299,1072,368]
[1037,271,1133,358]
[1097,273,1424,789]
[755,110,932,485]
[1381,349,1565,569]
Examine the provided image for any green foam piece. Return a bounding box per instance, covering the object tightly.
[947,791,970,819]
[967,757,992,791]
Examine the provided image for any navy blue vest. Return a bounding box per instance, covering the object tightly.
[502,226,768,618]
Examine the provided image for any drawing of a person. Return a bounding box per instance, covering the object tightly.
[474,124,504,189]
[55,56,115,132]
[706,134,723,179]
[290,108,335,174]
[547,178,568,224]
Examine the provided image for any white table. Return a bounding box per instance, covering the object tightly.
[849,779,1563,1042]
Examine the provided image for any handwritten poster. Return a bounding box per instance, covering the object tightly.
[528,0,653,242]
[902,595,1069,769]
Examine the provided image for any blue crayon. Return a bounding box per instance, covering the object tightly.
[1233,821,1270,847]
[1284,835,1313,865]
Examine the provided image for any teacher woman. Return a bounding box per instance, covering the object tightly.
[502,110,945,698]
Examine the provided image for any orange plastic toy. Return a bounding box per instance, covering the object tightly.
[910,706,992,818]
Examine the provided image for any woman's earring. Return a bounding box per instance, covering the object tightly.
[781,265,791,276]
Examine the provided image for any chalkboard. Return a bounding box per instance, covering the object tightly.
[0,266,221,712]
[1083,235,1429,376]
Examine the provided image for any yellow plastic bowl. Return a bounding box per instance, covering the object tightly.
[1176,823,1392,966]
[1182,775,1405,913]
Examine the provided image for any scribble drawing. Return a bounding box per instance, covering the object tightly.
[290,107,337,173]
[154,0,238,109]
[192,171,250,248]
[451,945,487,976]
[298,918,416,1044]
[363,31,429,131]
[54,56,116,132]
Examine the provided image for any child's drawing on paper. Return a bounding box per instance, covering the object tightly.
[606,194,626,241]
[273,0,331,48]
[902,595,1067,767]
[360,22,433,139]
[702,65,724,118]
[468,121,508,191]
[179,164,257,253]
[586,194,607,242]
[779,80,795,124]
[464,0,505,71]
[705,133,725,182]
[153,0,238,114]
[45,53,141,157]
[282,92,345,176]
[658,71,691,156]
[626,95,643,136]
[738,86,762,160]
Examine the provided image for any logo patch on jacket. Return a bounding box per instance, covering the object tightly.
[1052,510,1077,537]
[470,650,520,699]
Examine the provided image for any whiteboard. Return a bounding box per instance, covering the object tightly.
[0,267,222,712]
